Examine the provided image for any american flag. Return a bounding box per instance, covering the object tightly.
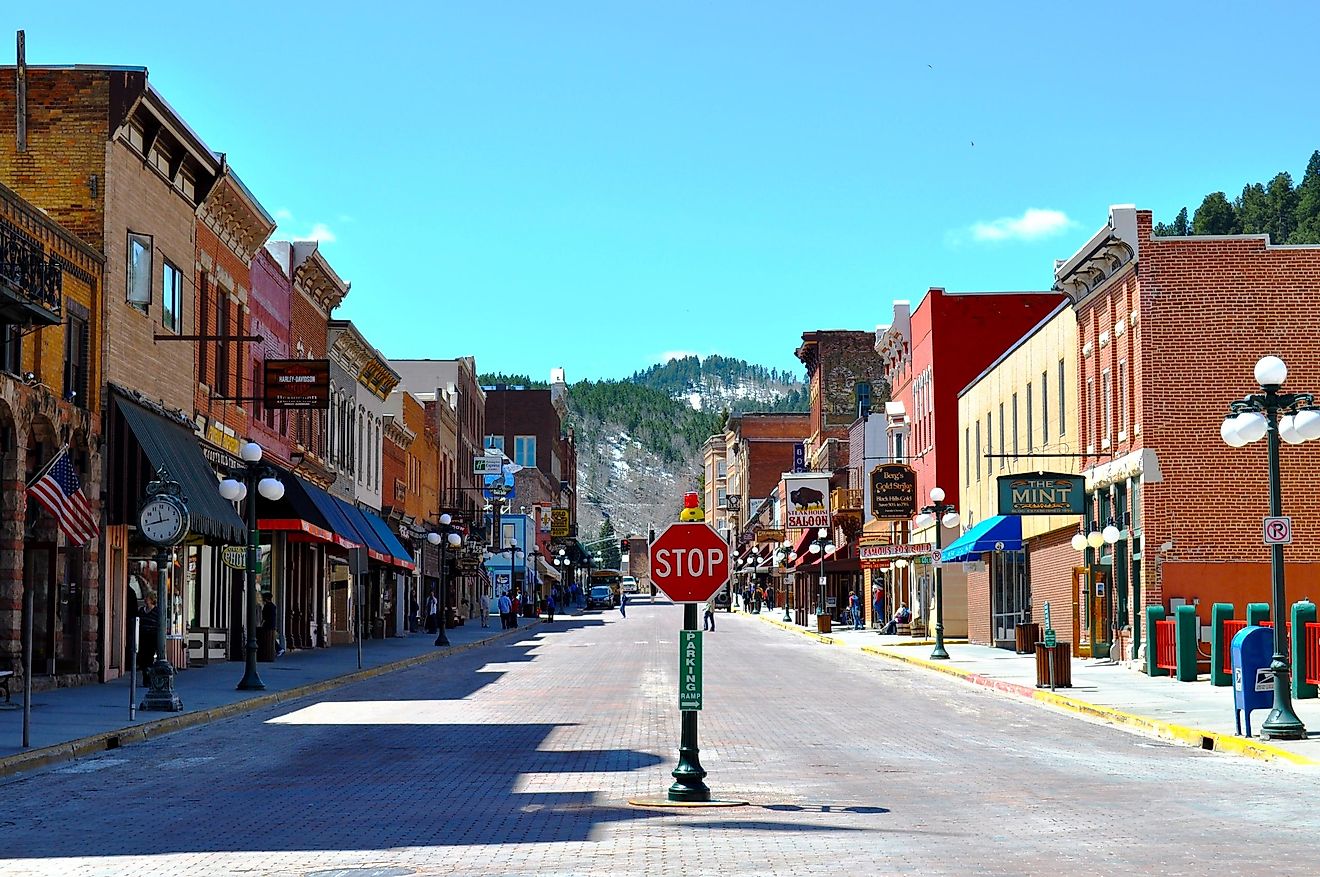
[27,445,99,547]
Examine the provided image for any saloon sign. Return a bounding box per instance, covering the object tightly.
[870,464,916,520]
[783,472,830,529]
[997,472,1086,516]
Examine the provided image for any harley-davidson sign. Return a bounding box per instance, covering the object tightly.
[264,359,330,409]
[870,464,917,521]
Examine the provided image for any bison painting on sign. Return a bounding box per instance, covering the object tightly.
[784,473,830,529]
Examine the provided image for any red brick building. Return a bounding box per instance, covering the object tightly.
[1058,205,1320,661]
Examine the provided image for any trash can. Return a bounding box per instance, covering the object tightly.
[816,613,832,634]
[1034,642,1072,688]
[1015,622,1041,655]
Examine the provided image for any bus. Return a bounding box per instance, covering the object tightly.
[589,569,623,605]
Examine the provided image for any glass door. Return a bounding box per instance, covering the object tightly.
[991,551,1031,648]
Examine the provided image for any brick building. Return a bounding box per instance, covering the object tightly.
[1057,205,1320,663]
[0,182,104,687]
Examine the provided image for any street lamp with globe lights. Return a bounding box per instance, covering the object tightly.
[217,441,285,691]
[1220,355,1320,740]
[774,545,796,622]
[920,487,960,660]
[427,514,463,647]
[554,548,573,597]
[808,527,837,627]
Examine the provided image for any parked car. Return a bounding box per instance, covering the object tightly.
[587,585,615,609]
[621,576,639,594]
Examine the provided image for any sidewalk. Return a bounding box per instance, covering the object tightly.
[742,607,1320,767]
[0,615,546,777]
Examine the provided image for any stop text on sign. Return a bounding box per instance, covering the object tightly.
[653,547,726,579]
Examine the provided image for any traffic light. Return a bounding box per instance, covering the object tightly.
[620,538,630,553]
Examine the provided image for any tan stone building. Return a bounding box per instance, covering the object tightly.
[958,301,1080,649]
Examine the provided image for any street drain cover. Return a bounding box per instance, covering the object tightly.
[306,868,415,877]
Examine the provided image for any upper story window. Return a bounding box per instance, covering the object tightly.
[127,232,152,309]
[64,307,89,409]
[162,260,182,333]
[856,381,872,419]
[514,435,536,469]
[716,460,727,480]
[485,435,505,452]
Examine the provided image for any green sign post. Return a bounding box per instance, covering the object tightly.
[679,631,703,710]
[1043,602,1057,648]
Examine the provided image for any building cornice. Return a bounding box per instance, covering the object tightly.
[1053,205,1139,306]
[291,242,349,315]
[199,169,277,265]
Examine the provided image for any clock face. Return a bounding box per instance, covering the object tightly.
[139,496,188,546]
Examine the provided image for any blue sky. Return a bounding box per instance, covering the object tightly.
[17,2,1320,380]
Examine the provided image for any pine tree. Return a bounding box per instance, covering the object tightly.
[1264,172,1298,243]
[1235,183,1270,234]
[1192,192,1240,235]
[1154,206,1190,236]
[598,518,621,570]
[1290,151,1320,243]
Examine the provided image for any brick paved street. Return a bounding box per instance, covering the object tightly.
[2,598,1318,877]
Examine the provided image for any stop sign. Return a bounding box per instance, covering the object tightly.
[649,522,730,603]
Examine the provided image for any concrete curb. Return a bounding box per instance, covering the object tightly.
[750,609,1318,767]
[0,621,540,780]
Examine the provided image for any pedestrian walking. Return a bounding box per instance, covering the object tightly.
[408,594,420,633]
[849,590,862,630]
[511,591,520,628]
[426,591,439,633]
[479,590,490,628]
[703,597,716,631]
[498,591,513,629]
[136,591,159,685]
[545,591,556,622]
[262,592,285,656]
[619,592,627,618]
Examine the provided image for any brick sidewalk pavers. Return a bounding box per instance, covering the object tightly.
[1,603,1318,877]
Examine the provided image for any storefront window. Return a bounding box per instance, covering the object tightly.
[991,550,1030,646]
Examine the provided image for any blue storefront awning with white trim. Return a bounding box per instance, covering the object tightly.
[940,515,1023,563]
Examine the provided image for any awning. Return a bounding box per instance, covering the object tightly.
[259,474,359,550]
[940,515,1023,564]
[538,556,561,583]
[355,506,416,571]
[112,392,245,543]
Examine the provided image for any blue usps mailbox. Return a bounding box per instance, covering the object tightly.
[1231,626,1274,737]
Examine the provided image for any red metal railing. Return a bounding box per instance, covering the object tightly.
[1155,619,1178,674]
[1306,622,1320,687]
[1221,619,1291,675]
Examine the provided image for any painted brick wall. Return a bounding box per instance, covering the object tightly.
[246,247,294,465]
[966,565,991,645]
[193,220,254,446]
[1029,527,1078,647]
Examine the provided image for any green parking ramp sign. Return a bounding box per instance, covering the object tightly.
[679,630,703,710]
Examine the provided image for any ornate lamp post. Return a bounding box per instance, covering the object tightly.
[775,545,796,622]
[429,513,463,647]
[218,441,285,691]
[1220,355,1319,740]
[914,487,960,660]
[554,548,573,599]
[808,527,836,625]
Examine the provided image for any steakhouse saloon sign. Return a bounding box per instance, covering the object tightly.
[997,473,1086,516]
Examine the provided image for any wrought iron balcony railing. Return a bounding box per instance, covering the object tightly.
[831,488,863,513]
[0,217,63,326]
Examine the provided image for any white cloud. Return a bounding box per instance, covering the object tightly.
[273,207,293,222]
[303,223,337,243]
[956,208,1076,245]
[659,350,701,363]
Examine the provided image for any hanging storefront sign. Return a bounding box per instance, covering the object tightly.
[859,536,891,570]
[997,472,1085,516]
[221,545,247,570]
[755,528,785,544]
[263,359,330,409]
[793,442,806,472]
[783,472,830,529]
[870,463,917,521]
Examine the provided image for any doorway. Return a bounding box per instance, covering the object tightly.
[991,550,1030,648]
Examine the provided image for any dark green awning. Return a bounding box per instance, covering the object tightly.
[113,392,245,544]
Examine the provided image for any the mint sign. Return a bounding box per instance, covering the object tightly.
[997,473,1085,516]
[679,630,703,710]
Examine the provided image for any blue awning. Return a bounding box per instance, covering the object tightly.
[940,515,1023,563]
[356,506,416,570]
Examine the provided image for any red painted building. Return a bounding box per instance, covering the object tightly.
[877,288,1065,635]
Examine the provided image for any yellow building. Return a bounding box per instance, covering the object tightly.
[956,301,1082,649]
